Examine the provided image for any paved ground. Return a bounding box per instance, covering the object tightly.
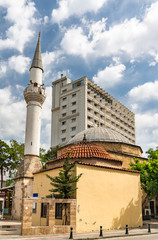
[1,220,158,240]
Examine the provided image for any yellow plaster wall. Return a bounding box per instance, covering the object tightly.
[32,168,61,226]
[33,168,62,198]
[76,164,142,232]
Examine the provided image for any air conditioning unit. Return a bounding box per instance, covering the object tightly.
[145,208,151,216]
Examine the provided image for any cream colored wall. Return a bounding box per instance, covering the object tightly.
[76,164,142,232]
[33,168,61,198]
[33,168,61,225]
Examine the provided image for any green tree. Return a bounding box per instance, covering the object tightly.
[0,140,10,188]
[40,145,60,169]
[46,152,82,199]
[46,153,82,225]
[9,140,24,177]
[130,147,158,200]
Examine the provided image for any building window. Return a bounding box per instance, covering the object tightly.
[41,203,48,218]
[62,121,66,125]
[62,138,66,142]
[71,118,76,123]
[55,203,62,219]
[62,97,67,101]
[32,202,37,213]
[62,113,66,117]
[71,135,75,138]
[62,129,66,134]
[62,89,67,93]
[72,127,76,131]
[62,105,67,109]
[72,101,76,106]
[72,80,84,89]
[72,109,76,114]
[72,93,76,98]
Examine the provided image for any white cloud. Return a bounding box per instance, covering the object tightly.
[42,50,63,83]
[0,0,38,52]
[41,87,52,149]
[93,62,126,89]
[8,55,30,74]
[43,16,49,24]
[52,0,108,23]
[61,27,93,58]
[128,80,158,102]
[60,2,158,61]
[0,62,7,77]
[0,86,25,141]
[135,112,158,154]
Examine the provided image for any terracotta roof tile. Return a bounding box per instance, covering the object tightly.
[47,141,122,164]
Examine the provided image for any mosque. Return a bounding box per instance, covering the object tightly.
[2,34,146,235]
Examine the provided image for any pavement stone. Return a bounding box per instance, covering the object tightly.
[1,221,158,240]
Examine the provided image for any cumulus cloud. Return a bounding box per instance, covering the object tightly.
[93,61,126,88]
[8,55,31,74]
[60,2,158,61]
[0,86,25,142]
[0,62,7,77]
[52,0,108,23]
[41,87,52,149]
[61,27,93,58]
[135,112,158,154]
[42,50,63,83]
[0,0,38,52]
[128,80,158,102]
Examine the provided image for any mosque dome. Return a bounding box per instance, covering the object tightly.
[67,127,133,145]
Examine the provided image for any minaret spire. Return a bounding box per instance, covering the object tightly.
[30,32,44,72]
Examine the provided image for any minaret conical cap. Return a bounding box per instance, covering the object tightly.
[30,32,44,72]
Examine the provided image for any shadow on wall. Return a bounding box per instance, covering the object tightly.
[111,197,142,229]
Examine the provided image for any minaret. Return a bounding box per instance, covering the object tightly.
[24,32,46,157]
[12,33,46,220]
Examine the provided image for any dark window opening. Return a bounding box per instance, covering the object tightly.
[41,203,48,218]
[55,203,62,219]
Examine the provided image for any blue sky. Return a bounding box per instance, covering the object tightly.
[0,0,158,155]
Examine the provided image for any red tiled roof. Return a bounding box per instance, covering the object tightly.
[47,141,122,164]
[34,161,140,175]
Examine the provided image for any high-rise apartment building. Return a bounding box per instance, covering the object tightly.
[51,75,135,147]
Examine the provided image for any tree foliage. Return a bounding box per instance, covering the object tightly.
[130,147,158,199]
[40,145,60,169]
[0,140,10,188]
[46,153,82,199]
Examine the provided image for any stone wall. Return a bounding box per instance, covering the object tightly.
[21,198,76,235]
[12,155,42,220]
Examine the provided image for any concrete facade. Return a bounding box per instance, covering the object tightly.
[51,76,135,147]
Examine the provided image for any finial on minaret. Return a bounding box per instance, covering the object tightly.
[30,32,44,72]
[83,133,87,141]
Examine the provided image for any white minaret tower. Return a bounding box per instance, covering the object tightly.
[13,33,46,220]
[24,32,46,156]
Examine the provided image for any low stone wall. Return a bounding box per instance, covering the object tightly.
[21,198,76,235]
